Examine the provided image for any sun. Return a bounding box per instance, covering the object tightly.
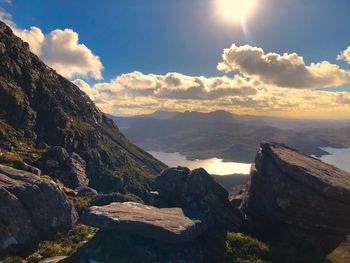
[217,0,256,23]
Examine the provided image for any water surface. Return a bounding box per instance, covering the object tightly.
[149,151,251,175]
[317,147,350,172]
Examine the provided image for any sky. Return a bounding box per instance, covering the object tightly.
[1,0,350,118]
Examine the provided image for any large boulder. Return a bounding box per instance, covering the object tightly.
[242,142,350,255]
[80,202,207,243]
[156,167,243,230]
[0,165,78,252]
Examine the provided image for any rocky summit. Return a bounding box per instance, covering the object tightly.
[80,202,207,243]
[0,164,77,252]
[0,20,165,199]
[241,142,350,255]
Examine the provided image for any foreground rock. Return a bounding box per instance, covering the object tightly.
[0,165,77,252]
[242,142,350,255]
[156,167,243,230]
[80,202,207,243]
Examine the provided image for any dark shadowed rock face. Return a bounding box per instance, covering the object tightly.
[0,20,165,197]
[0,164,77,252]
[156,167,243,230]
[242,142,350,255]
[38,147,89,189]
[80,202,207,243]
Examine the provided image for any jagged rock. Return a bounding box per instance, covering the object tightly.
[65,153,88,188]
[76,186,98,197]
[156,167,243,230]
[39,149,88,188]
[80,202,207,243]
[22,162,41,176]
[45,147,69,163]
[0,164,77,252]
[45,160,60,170]
[242,142,350,255]
[0,141,13,151]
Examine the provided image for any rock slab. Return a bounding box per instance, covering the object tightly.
[80,202,207,243]
[156,167,243,230]
[242,142,350,255]
[0,165,77,252]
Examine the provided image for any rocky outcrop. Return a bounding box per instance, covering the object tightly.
[242,142,350,255]
[80,202,207,243]
[0,165,77,252]
[156,167,243,230]
[38,147,89,188]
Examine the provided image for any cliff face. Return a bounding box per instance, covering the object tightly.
[242,142,350,255]
[0,20,165,198]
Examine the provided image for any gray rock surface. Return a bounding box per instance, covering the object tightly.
[76,186,98,197]
[242,142,350,255]
[80,202,207,243]
[40,148,89,189]
[0,164,77,252]
[156,167,243,230]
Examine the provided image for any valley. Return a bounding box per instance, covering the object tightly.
[110,111,350,163]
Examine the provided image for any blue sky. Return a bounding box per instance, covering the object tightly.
[3,0,350,80]
[1,0,350,117]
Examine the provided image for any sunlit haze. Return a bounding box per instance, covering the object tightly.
[217,0,256,23]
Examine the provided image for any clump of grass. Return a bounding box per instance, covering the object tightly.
[224,232,270,263]
[25,224,96,263]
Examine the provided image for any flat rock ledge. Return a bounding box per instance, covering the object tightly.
[242,142,350,255]
[80,202,207,243]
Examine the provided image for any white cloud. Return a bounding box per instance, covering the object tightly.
[337,46,350,64]
[40,29,103,79]
[73,71,350,118]
[0,11,103,80]
[218,44,350,89]
[75,71,258,101]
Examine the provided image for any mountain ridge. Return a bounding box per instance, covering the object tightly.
[0,20,165,199]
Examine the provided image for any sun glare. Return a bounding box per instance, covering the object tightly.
[217,0,256,23]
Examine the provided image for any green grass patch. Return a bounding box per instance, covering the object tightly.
[224,232,269,263]
[25,224,96,263]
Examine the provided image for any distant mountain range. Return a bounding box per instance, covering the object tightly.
[108,110,350,163]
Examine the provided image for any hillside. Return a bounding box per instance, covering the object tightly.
[0,20,165,199]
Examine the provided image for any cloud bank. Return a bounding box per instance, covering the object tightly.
[0,11,103,80]
[73,70,350,118]
[217,44,350,89]
[71,43,350,117]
